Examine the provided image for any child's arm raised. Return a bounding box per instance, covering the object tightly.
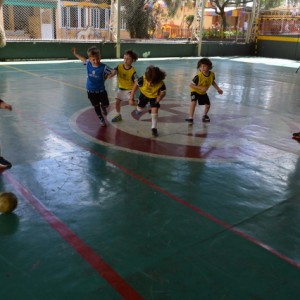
[72,48,87,63]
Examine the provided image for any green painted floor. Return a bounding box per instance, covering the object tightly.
[1,57,300,299]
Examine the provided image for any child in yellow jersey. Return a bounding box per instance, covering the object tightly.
[129,65,166,137]
[111,50,138,122]
[185,58,223,124]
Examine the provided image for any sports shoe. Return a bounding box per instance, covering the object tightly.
[202,115,210,122]
[152,128,158,137]
[135,109,142,116]
[111,114,122,122]
[99,117,106,127]
[185,118,193,125]
[293,132,300,138]
[0,156,12,169]
[101,106,108,116]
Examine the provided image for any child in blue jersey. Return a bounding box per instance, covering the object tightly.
[72,46,114,126]
[111,49,138,123]
[0,99,12,171]
[185,58,223,124]
[129,65,166,137]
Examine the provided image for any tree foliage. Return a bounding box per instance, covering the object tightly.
[210,0,252,29]
[260,0,284,9]
[121,0,287,39]
[186,15,194,28]
[123,0,151,38]
[123,0,164,38]
[163,0,181,17]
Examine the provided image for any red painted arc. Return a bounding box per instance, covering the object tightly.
[76,108,235,159]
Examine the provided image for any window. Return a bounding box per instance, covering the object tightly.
[91,8,110,29]
[61,6,86,28]
[61,6,111,29]
[80,8,86,28]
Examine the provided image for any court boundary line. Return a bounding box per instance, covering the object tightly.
[1,56,299,69]
[3,171,144,300]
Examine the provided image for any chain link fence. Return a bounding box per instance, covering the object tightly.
[2,0,294,43]
[259,7,300,35]
[1,0,111,40]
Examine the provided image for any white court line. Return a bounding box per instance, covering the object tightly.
[0,56,299,68]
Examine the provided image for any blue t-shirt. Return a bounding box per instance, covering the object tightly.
[85,61,113,92]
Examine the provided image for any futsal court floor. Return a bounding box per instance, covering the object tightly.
[1,56,300,299]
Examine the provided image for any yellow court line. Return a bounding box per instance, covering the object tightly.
[257,35,300,42]
[3,65,86,91]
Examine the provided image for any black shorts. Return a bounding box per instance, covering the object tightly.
[137,93,160,109]
[87,90,109,107]
[191,92,210,106]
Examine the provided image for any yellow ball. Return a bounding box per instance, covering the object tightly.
[0,192,18,213]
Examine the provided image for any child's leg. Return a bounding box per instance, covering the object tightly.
[112,90,130,122]
[201,94,211,122]
[151,107,158,129]
[136,99,145,112]
[94,103,104,119]
[88,93,105,125]
[115,99,121,114]
[114,89,126,115]
[204,104,210,116]
[188,101,197,118]
[88,94,103,118]
[150,107,158,137]
[100,91,109,116]
[136,95,147,114]
[185,101,197,124]
[202,104,211,122]
[150,100,160,137]
[111,98,122,122]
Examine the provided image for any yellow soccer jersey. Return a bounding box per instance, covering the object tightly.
[190,71,215,95]
[116,64,137,90]
[138,76,166,99]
